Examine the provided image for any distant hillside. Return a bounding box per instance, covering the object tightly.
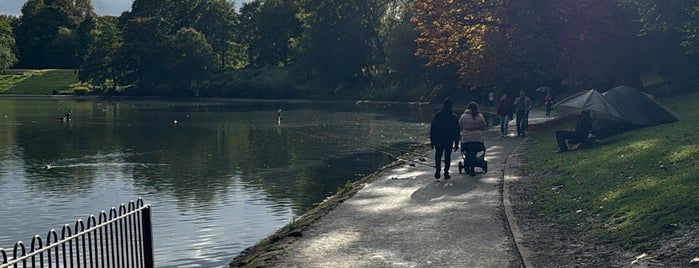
[0,69,79,95]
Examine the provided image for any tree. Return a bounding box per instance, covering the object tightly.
[296,0,386,93]
[116,0,177,92]
[620,0,699,55]
[116,0,223,94]
[410,0,519,86]
[409,0,645,90]
[0,15,18,73]
[15,0,47,68]
[238,0,303,68]
[15,0,93,68]
[194,0,237,70]
[79,15,121,91]
[166,27,214,95]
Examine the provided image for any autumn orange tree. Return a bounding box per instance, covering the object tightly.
[410,0,646,90]
[409,0,542,86]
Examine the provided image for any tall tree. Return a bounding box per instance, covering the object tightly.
[117,0,177,91]
[15,0,92,68]
[410,0,514,86]
[0,15,18,73]
[117,0,222,94]
[15,0,47,67]
[167,27,214,95]
[296,0,386,93]
[238,0,303,68]
[410,0,644,89]
[194,0,237,70]
[79,15,121,91]
[620,0,699,55]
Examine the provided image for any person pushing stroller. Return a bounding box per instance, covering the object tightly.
[459,102,488,176]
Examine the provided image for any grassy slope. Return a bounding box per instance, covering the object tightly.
[0,69,78,94]
[520,90,699,252]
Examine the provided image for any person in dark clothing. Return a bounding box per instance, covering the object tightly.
[514,89,531,137]
[495,93,514,136]
[556,110,593,152]
[430,97,460,180]
[544,93,554,117]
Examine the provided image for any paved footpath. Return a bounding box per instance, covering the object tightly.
[265,110,552,268]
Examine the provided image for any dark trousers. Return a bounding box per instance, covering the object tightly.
[516,111,528,136]
[499,115,509,135]
[461,142,484,171]
[546,104,552,116]
[434,143,452,175]
[556,130,583,151]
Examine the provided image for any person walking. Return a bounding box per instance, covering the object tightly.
[429,97,460,180]
[496,93,514,136]
[544,92,554,117]
[488,91,495,107]
[514,89,532,137]
[459,102,488,176]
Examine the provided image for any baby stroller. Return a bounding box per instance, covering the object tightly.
[458,142,488,175]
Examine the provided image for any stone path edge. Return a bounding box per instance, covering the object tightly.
[502,136,535,268]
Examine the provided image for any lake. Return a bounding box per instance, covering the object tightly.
[0,97,434,267]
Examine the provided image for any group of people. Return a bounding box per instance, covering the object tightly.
[495,90,532,137]
[429,89,591,180]
[429,97,488,179]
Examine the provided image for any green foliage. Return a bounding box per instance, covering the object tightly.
[116,0,237,95]
[15,0,89,68]
[620,0,699,55]
[520,91,699,250]
[237,0,303,68]
[69,82,91,95]
[0,15,18,72]
[79,15,120,90]
[6,0,699,99]
[410,0,646,89]
[337,181,355,195]
[194,0,237,70]
[0,69,79,94]
[295,0,386,93]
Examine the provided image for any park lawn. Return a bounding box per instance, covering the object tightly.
[0,69,78,95]
[520,90,699,252]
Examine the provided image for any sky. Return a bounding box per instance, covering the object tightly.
[0,0,132,16]
[0,0,250,17]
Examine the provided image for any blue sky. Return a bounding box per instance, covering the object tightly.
[0,0,132,16]
[0,0,249,17]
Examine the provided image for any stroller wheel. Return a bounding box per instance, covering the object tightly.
[458,161,463,174]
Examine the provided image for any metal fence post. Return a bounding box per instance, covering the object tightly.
[141,205,154,268]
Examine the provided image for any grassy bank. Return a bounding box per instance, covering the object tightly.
[520,90,698,254]
[0,69,79,95]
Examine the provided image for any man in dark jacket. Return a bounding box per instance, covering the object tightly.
[430,97,460,180]
[556,110,593,152]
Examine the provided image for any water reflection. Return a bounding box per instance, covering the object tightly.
[0,98,431,267]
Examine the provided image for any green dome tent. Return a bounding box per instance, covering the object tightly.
[601,86,678,126]
[553,87,679,137]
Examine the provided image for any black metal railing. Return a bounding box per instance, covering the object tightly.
[1,198,153,268]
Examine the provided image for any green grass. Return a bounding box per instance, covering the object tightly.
[521,90,699,251]
[0,69,79,95]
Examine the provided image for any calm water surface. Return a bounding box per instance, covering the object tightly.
[0,97,433,267]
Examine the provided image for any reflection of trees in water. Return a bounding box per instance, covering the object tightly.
[7,99,428,214]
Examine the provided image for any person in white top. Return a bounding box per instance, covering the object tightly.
[459,102,488,176]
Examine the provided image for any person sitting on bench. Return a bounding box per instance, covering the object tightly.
[556,110,593,152]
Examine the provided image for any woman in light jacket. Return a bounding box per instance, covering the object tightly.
[459,102,488,176]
